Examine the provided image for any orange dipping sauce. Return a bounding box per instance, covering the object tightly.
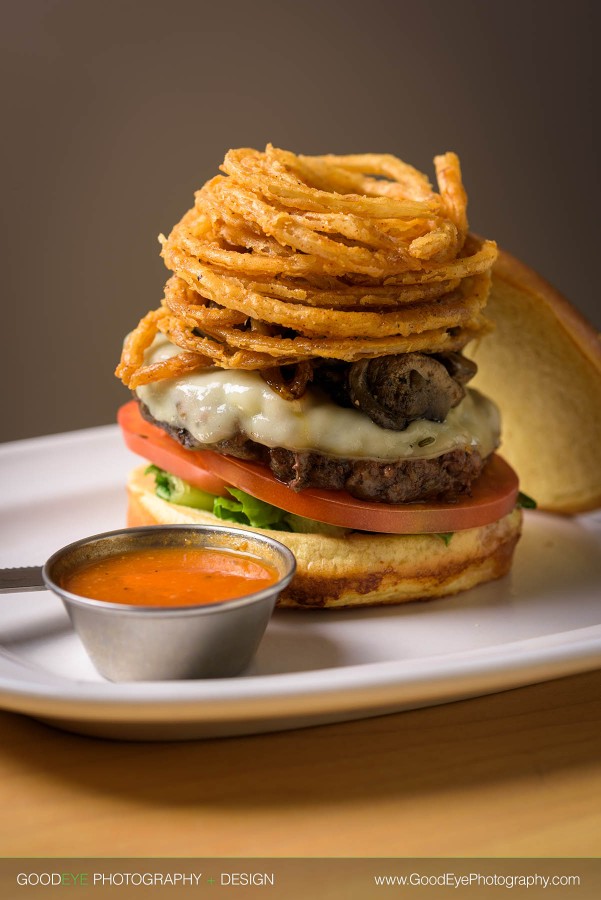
[61,547,279,607]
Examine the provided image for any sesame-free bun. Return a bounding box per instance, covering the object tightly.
[127,467,522,609]
[469,248,601,514]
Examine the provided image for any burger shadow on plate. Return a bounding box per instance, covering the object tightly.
[252,512,601,674]
[247,625,349,674]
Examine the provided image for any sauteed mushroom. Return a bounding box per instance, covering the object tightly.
[348,353,469,431]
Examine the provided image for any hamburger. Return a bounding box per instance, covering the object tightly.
[116,146,598,608]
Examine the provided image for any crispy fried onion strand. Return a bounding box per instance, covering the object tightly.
[117,146,497,393]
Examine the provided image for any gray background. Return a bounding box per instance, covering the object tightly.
[1,0,598,442]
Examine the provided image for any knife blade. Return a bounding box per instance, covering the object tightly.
[0,567,45,592]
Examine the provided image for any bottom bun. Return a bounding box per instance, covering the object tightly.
[127,467,522,609]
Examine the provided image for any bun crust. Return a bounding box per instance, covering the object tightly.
[470,249,601,514]
[127,467,522,609]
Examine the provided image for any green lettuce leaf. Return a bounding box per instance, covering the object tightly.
[145,465,215,511]
[145,467,354,536]
[283,512,350,538]
[213,488,292,531]
[516,491,537,509]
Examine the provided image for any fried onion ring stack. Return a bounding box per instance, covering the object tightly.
[117,146,497,397]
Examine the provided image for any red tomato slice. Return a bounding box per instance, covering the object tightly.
[118,400,520,534]
[118,402,230,497]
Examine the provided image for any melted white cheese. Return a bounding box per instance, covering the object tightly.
[136,335,500,460]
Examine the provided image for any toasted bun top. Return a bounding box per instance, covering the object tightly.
[469,248,601,513]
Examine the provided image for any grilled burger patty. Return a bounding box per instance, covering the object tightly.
[138,401,487,503]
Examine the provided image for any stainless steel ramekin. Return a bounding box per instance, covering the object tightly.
[42,525,296,681]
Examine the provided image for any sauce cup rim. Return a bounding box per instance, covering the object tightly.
[42,524,297,617]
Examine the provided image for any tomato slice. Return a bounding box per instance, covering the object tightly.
[118,400,519,534]
[118,402,230,497]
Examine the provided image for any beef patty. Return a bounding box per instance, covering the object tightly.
[138,402,487,504]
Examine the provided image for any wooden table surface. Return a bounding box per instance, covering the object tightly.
[1,667,600,858]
